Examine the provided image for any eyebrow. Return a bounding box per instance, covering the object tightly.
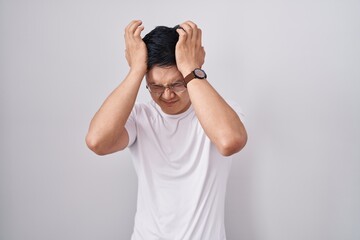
[148,80,184,86]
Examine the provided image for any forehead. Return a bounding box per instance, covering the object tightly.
[146,65,183,84]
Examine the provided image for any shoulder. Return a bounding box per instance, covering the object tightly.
[131,101,160,118]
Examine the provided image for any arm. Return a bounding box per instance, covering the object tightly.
[85,20,147,155]
[176,21,247,156]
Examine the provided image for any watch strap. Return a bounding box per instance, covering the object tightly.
[184,71,196,86]
[184,68,207,87]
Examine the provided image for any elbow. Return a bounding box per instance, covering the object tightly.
[85,133,108,156]
[217,132,248,157]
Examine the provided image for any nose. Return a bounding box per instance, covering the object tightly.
[161,87,175,99]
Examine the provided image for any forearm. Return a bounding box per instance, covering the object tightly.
[86,69,144,154]
[187,79,247,156]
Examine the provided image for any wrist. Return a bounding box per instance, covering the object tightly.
[128,67,146,81]
[183,68,207,87]
[129,66,147,76]
[179,65,201,78]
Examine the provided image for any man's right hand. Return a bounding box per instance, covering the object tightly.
[86,20,148,155]
[124,20,147,74]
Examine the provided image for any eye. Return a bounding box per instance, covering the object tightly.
[148,84,165,93]
[171,82,186,92]
[172,82,185,87]
[151,85,165,90]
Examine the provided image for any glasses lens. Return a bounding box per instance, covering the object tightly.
[148,85,165,94]
[171,82,186,92]
[147,82,186,94]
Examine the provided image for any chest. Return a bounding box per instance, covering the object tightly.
[132,114,211,173]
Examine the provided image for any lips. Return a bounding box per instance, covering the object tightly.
[161,100,177,106]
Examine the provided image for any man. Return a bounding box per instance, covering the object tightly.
[86,20,247,240]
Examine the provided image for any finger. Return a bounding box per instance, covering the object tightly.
[134,25,144,38]
[197,28,202,47]
[180,22,193,39]
[186,21,198,31]
[185,21,199,40]
[125,20,140,32]
[176,28,187,43]
[182,20,197,29]
[124,20,141,50]
[124,20,137,41]
[126,20,143,37]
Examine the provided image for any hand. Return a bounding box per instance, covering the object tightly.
[175,21,206,77]
[124,20,147,74]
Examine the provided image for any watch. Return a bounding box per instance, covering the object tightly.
[184,68,207,87]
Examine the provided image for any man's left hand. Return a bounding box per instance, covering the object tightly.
[175,21,206,77]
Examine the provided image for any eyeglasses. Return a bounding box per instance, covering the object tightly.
[146,81,187,95]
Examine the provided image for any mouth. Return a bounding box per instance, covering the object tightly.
[161,100,178,106]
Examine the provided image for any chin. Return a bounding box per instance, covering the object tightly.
[159,104,187,115]
[161,107,181,115]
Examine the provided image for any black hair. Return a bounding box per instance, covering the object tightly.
[142,25,179,70]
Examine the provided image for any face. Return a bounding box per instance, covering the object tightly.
[146,65,191,115]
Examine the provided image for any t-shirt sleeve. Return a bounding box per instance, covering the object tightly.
[124,105,137,147]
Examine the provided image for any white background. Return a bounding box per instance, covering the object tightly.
[1,0,359,239]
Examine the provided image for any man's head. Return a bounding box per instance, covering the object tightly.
[143,26,179,70]
[143,25,191,115]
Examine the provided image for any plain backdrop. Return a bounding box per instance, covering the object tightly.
[1,0,359,239]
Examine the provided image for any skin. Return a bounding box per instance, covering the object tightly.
[146,66,191,115]
[86,20,247,156]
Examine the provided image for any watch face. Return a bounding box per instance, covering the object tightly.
[194,68,207,79]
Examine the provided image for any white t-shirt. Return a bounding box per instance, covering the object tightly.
[125,100,242,240]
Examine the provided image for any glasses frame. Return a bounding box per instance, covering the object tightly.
[146,81,187,95]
